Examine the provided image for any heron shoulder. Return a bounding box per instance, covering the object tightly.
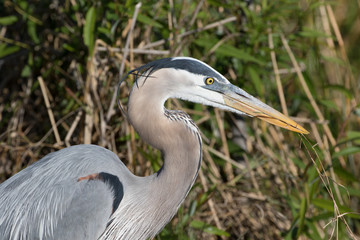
[0,144,130,240]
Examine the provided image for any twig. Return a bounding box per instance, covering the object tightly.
[326,4,358,113]
[309,123,344,205]
[96,47,169,55]
[12,3,42,25]
[204,145,245,170]
[106,2,142,122]
[203,33,240,61]
[189,0,205,27]
[142,16,237,49]
[119,2,142,77]
[280,33,346,167]
[199,168,225,240]
[30,109,79,148]
[290,117,328,124]
[318,2,343,113]
[277,63,306,74]
[203,148,222,182]
[214,109,234,183]
[38,76,62,146]
[243,154,262,195]
[168,0,178,30]
[268,28,288,116]
[301,135,359,240]
[280,33,323,121]
[65,110,83,147]
[84,56,95,144]
[91,67,107,146]
[0,36,30,49]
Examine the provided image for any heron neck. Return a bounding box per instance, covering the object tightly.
[127,82,202,213]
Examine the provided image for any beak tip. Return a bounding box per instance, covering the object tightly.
[291,124,309,134]
[299,128,309,135]
[223,94,309,134]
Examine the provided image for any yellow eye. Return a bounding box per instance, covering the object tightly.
[205,77,214,85]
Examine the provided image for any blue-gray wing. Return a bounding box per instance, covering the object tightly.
[0,145,127,240]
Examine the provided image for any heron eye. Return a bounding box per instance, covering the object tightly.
[205,77,214,85]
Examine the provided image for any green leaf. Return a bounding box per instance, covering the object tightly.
[190,220,230,237]
[346,131,360,140]
[27,20,40,44]
[21,65,32,77]
[305,219,323,240]
[83,6,96,56]
[345,131,360,144]
[333,164,357,182]
[322,55,347,67]
[98,27,111,36]
[299,28,331,38]
[318,99,339,111]
[332,146,360,159]
[324,84,353,99]
[217,44,265,65]
[248,66,264,97]
[291,156,306,169]
[62,43,76,52]
[312,198,360,219]
[189,200,197,217]
[296,196,307,238]
[0,16,18,25]
[194,39,265,65]
[0,43,20,58]
[137,14,163,28]
[346,186,360,198]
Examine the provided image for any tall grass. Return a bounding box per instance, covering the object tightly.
[0,0,359,239]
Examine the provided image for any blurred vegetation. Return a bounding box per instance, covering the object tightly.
[1,0,360,239]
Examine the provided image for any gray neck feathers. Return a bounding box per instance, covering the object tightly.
[105,73,202,239]
[127,75,202,197]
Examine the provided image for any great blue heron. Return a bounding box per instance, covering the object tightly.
[0,57,308,239]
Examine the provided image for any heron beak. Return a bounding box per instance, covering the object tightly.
[222,85,309,134]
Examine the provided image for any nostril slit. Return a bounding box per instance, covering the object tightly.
[235,92,249,99]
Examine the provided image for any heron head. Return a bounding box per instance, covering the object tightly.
[128,57,308,134]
